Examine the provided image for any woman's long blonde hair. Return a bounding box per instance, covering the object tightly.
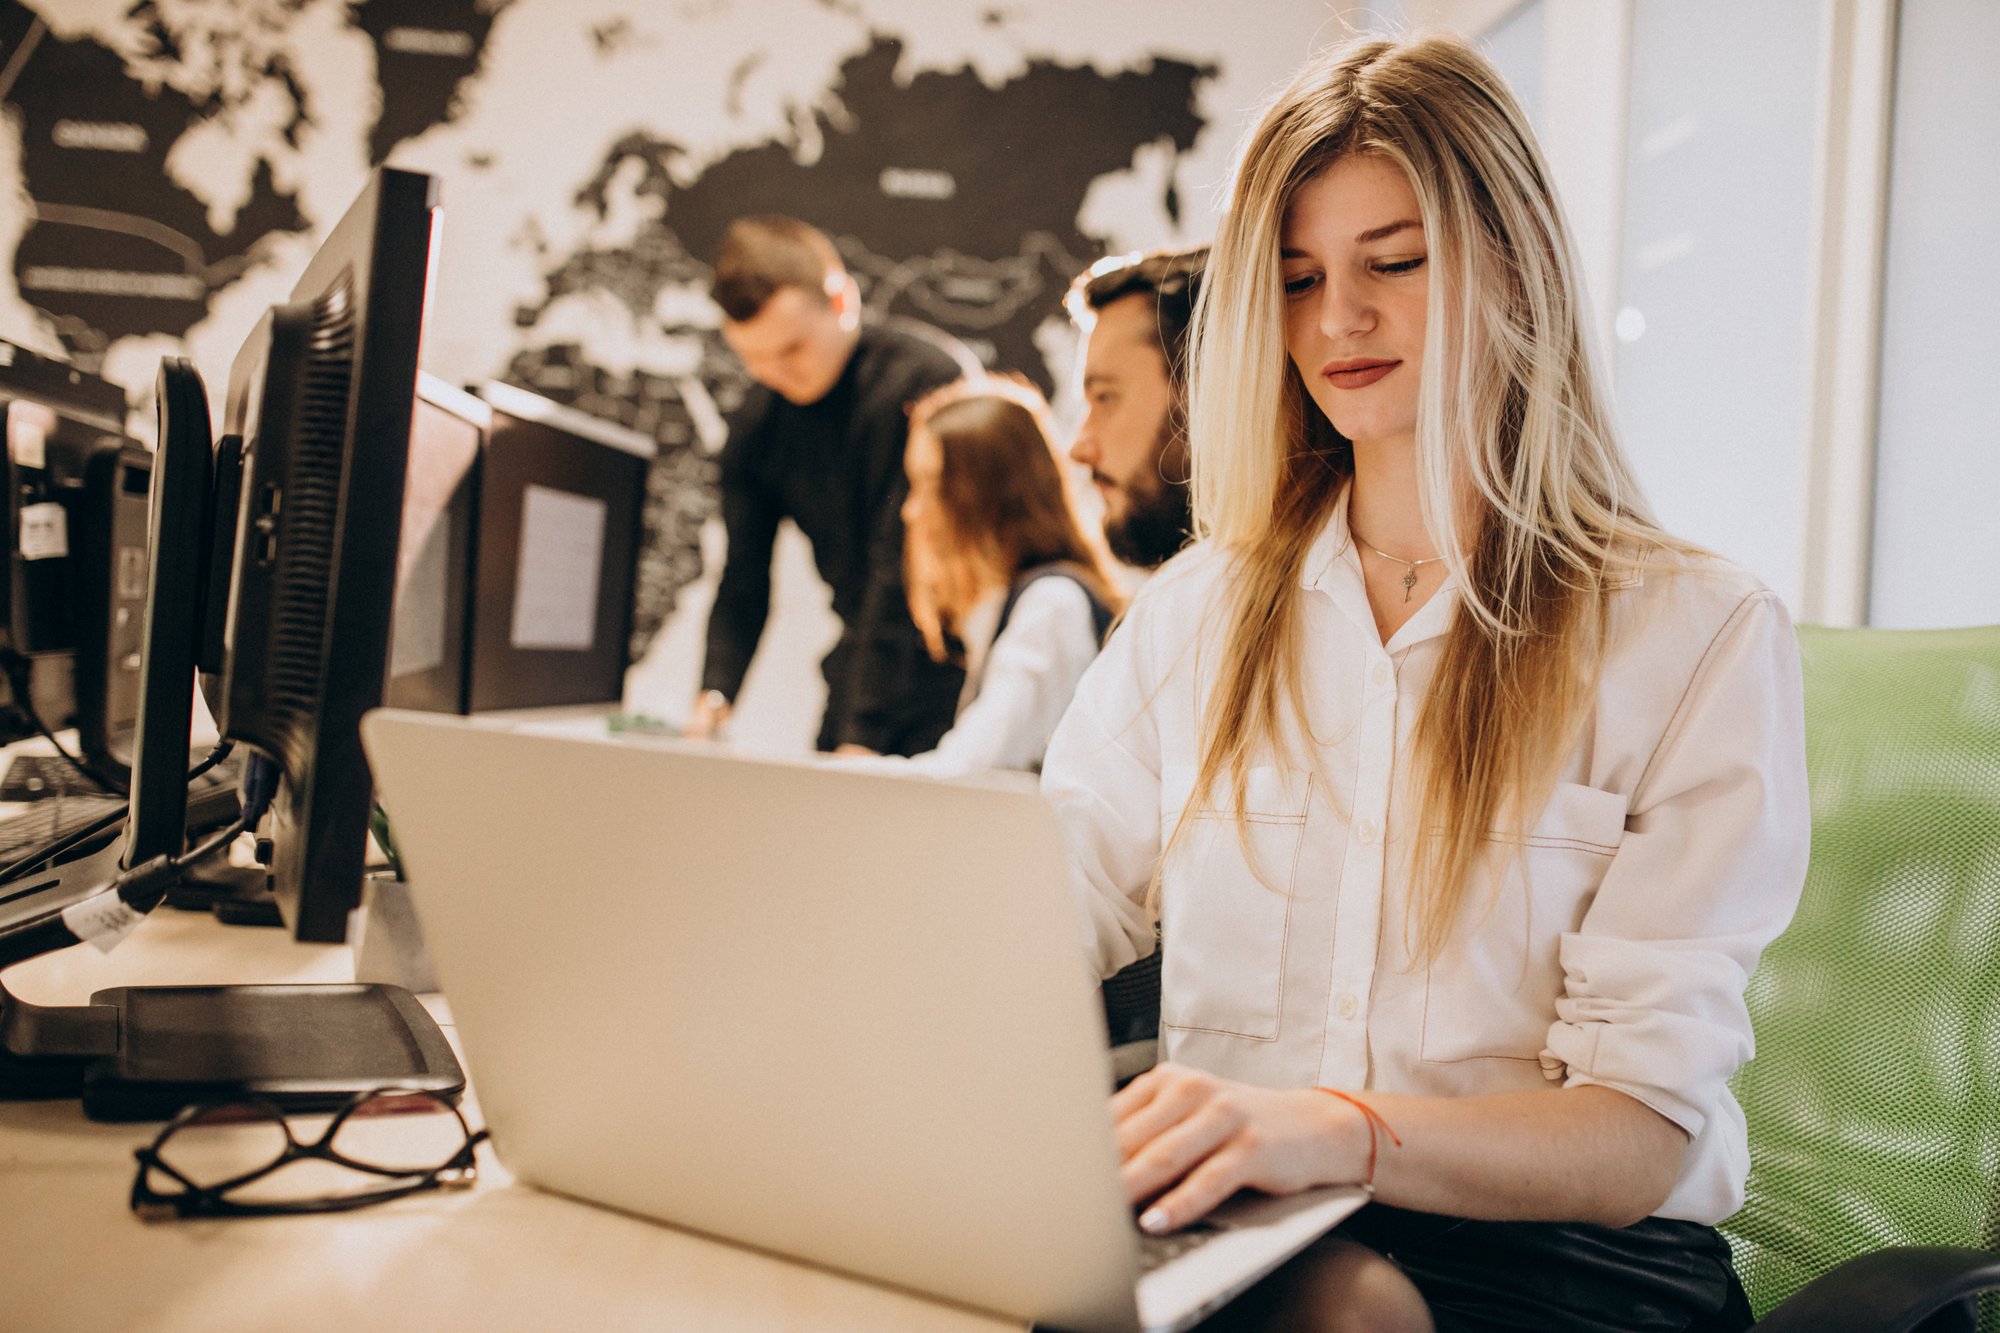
[1184,36,1692,960]
[903,378,1122,663]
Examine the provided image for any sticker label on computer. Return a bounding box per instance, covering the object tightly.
[62,891,147,954]
[7,400,53,468]
[18,501,68,559]
[511,485,605,651]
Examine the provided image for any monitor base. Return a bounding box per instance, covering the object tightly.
[0,977,463,1120]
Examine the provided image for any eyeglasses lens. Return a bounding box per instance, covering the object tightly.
[152,1104,291,1199]
[327,1091,469,1177]
[151,1092,470,1206]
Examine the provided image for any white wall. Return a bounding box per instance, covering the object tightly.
[1868,0,2000,629]
[1612,0,1823,606]
[1463,0,1996,631]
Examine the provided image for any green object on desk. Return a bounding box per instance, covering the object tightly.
[606,712,673,735]
[370,802,404,881]
[1720,624,2000,1328]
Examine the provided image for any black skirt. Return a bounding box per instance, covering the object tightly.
[1335,1203,1754,1333]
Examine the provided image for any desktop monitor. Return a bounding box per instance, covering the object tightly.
[202,165,439,942]
[0,167,461,1118]
[381,377,651,716]
[465,381,652,713]
[385,374,483,715]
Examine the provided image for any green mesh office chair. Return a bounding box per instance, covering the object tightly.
[1723,624,2000,1331]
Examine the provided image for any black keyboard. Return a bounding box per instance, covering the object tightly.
[0,753,115,801]
[0,758,243,871]
[0,792,127,867]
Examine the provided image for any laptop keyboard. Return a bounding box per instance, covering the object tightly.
[0,753,113,801]
[1137,1219,1224,1273]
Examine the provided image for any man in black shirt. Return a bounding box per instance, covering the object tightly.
[688,216,965,754]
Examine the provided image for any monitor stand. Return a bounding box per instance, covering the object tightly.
[0,833,462,1119]
[0,969,463,1120]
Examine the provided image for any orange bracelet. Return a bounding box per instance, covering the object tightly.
[1314,1087,1402,1195]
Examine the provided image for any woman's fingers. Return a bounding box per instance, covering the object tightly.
[1111,1070,1346,1231]
[1112,1065,1213,1162]
[1120,1098,1240,1206]
[1109,1064,1166,1122]
[1138,1140,1252,1234]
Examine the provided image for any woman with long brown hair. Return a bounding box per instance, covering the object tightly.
[1041,35,1808,1330]
[872,377,1122,776]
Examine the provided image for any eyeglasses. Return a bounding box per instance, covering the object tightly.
[130,1087,490,1220]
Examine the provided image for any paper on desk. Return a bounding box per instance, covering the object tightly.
[510,484,605,651]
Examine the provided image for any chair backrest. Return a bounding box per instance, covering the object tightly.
[1724,624,2000,1322]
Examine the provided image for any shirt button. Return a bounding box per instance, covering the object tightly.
[1356,818,1380,845]
[1371,662,1392,688]
[1336,992,1360,1020]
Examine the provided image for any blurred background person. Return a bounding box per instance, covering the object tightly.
[1065,246,1207,572]
[853,378,1122,778]
[689,215,965,755]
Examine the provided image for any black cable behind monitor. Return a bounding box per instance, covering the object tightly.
[0,651,127,794]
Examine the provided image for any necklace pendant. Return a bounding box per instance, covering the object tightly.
[1401,567,1417,601]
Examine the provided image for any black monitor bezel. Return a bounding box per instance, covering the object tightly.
[211,167,439,943]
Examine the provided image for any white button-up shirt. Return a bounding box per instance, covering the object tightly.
[1041,489,1809,1224]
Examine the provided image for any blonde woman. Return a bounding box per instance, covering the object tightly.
[1041,36,1807,1332]
[877,379,1122,776]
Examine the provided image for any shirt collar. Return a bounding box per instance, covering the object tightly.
[1298,483,1356,593]
[1299,483,1459,652]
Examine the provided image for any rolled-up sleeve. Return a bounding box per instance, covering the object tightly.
[1040,598,1170,981]
[1542,591,1810,1155]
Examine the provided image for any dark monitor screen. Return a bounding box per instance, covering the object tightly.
[385,374,484,715]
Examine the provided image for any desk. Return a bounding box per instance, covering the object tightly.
[0,910,1020,1333]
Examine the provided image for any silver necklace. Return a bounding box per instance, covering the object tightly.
[1351,530,1444,602]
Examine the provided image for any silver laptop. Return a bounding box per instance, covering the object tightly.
[361,710,1363,1332]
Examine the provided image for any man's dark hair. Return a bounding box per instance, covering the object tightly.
[710,216,845,323]
[1065,245,1208,389]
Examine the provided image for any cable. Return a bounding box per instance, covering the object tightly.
[171,755,271,877]
[0,649,128,796]
[185,742,234,783]
[51,756,278,955]
[111,755,278,912]
[21,719,125,796]
[0,740,237,885]
[0,802,124,888]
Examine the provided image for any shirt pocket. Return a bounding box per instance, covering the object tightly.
[1419,781,1626,1064]
[1158,763,1311,1042]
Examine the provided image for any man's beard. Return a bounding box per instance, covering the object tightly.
[1104,425,1193,569]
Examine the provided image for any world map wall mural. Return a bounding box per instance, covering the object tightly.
[0,0,1340,726]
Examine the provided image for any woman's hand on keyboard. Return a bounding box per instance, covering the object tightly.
[1112,1063,1367,1234]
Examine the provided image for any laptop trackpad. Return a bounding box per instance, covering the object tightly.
[1136,1187,1368,1333]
